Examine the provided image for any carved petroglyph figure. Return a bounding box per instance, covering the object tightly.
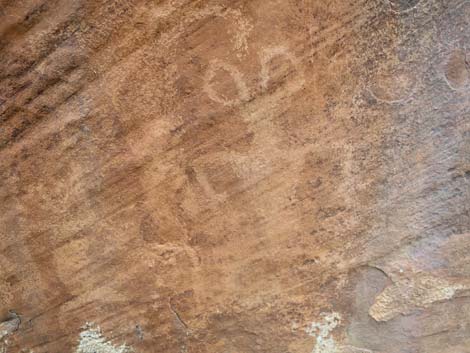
[203,59,250,107]
[204,46,305,106]
[443,49,470,91]
[259,46,306,94]
[157,5,253,58]
[367,68,417,104]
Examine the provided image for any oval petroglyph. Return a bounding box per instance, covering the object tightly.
[157,5,253,58]
[203,59,250,107]
[203,46,305,106]
[368,68,417,104]
[260,46,306,94]
[444,49,470,91]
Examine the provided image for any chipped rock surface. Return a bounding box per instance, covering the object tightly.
[368,273,470,322]
[0,0,469,353]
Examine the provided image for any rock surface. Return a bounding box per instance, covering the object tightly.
[0,0,469,352]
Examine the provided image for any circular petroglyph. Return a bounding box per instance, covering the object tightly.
[158,5,253,57]
[203,59,250,107]
[368,68,416,104]
[259,46,305,94]
[444,49,470,90]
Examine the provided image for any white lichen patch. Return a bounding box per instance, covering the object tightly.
[0,314,20,340]
[369,274,469,322]
[306,313,374,353]
[306,312,342,353]
[76,323,133,353]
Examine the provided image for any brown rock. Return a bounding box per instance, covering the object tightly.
[0,1,469,353]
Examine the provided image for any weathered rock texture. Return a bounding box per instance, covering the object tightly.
[0,0,469,352]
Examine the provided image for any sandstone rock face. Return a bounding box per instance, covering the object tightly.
[0,0,469,352]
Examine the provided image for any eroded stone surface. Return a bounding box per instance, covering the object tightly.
[0,0,469,353]
[369,274,469,322]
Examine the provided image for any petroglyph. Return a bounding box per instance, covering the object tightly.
[2,0,469,352]
[368,69,416,104]
[204,47,305,106]
[224,8,254,58]
[259,46,305,94]
[158,5,253,57]
[369,274,470,322]
[444,49,470,90]
[190,163,229,203]
[203,59,250,107]
[76,323,134,353]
